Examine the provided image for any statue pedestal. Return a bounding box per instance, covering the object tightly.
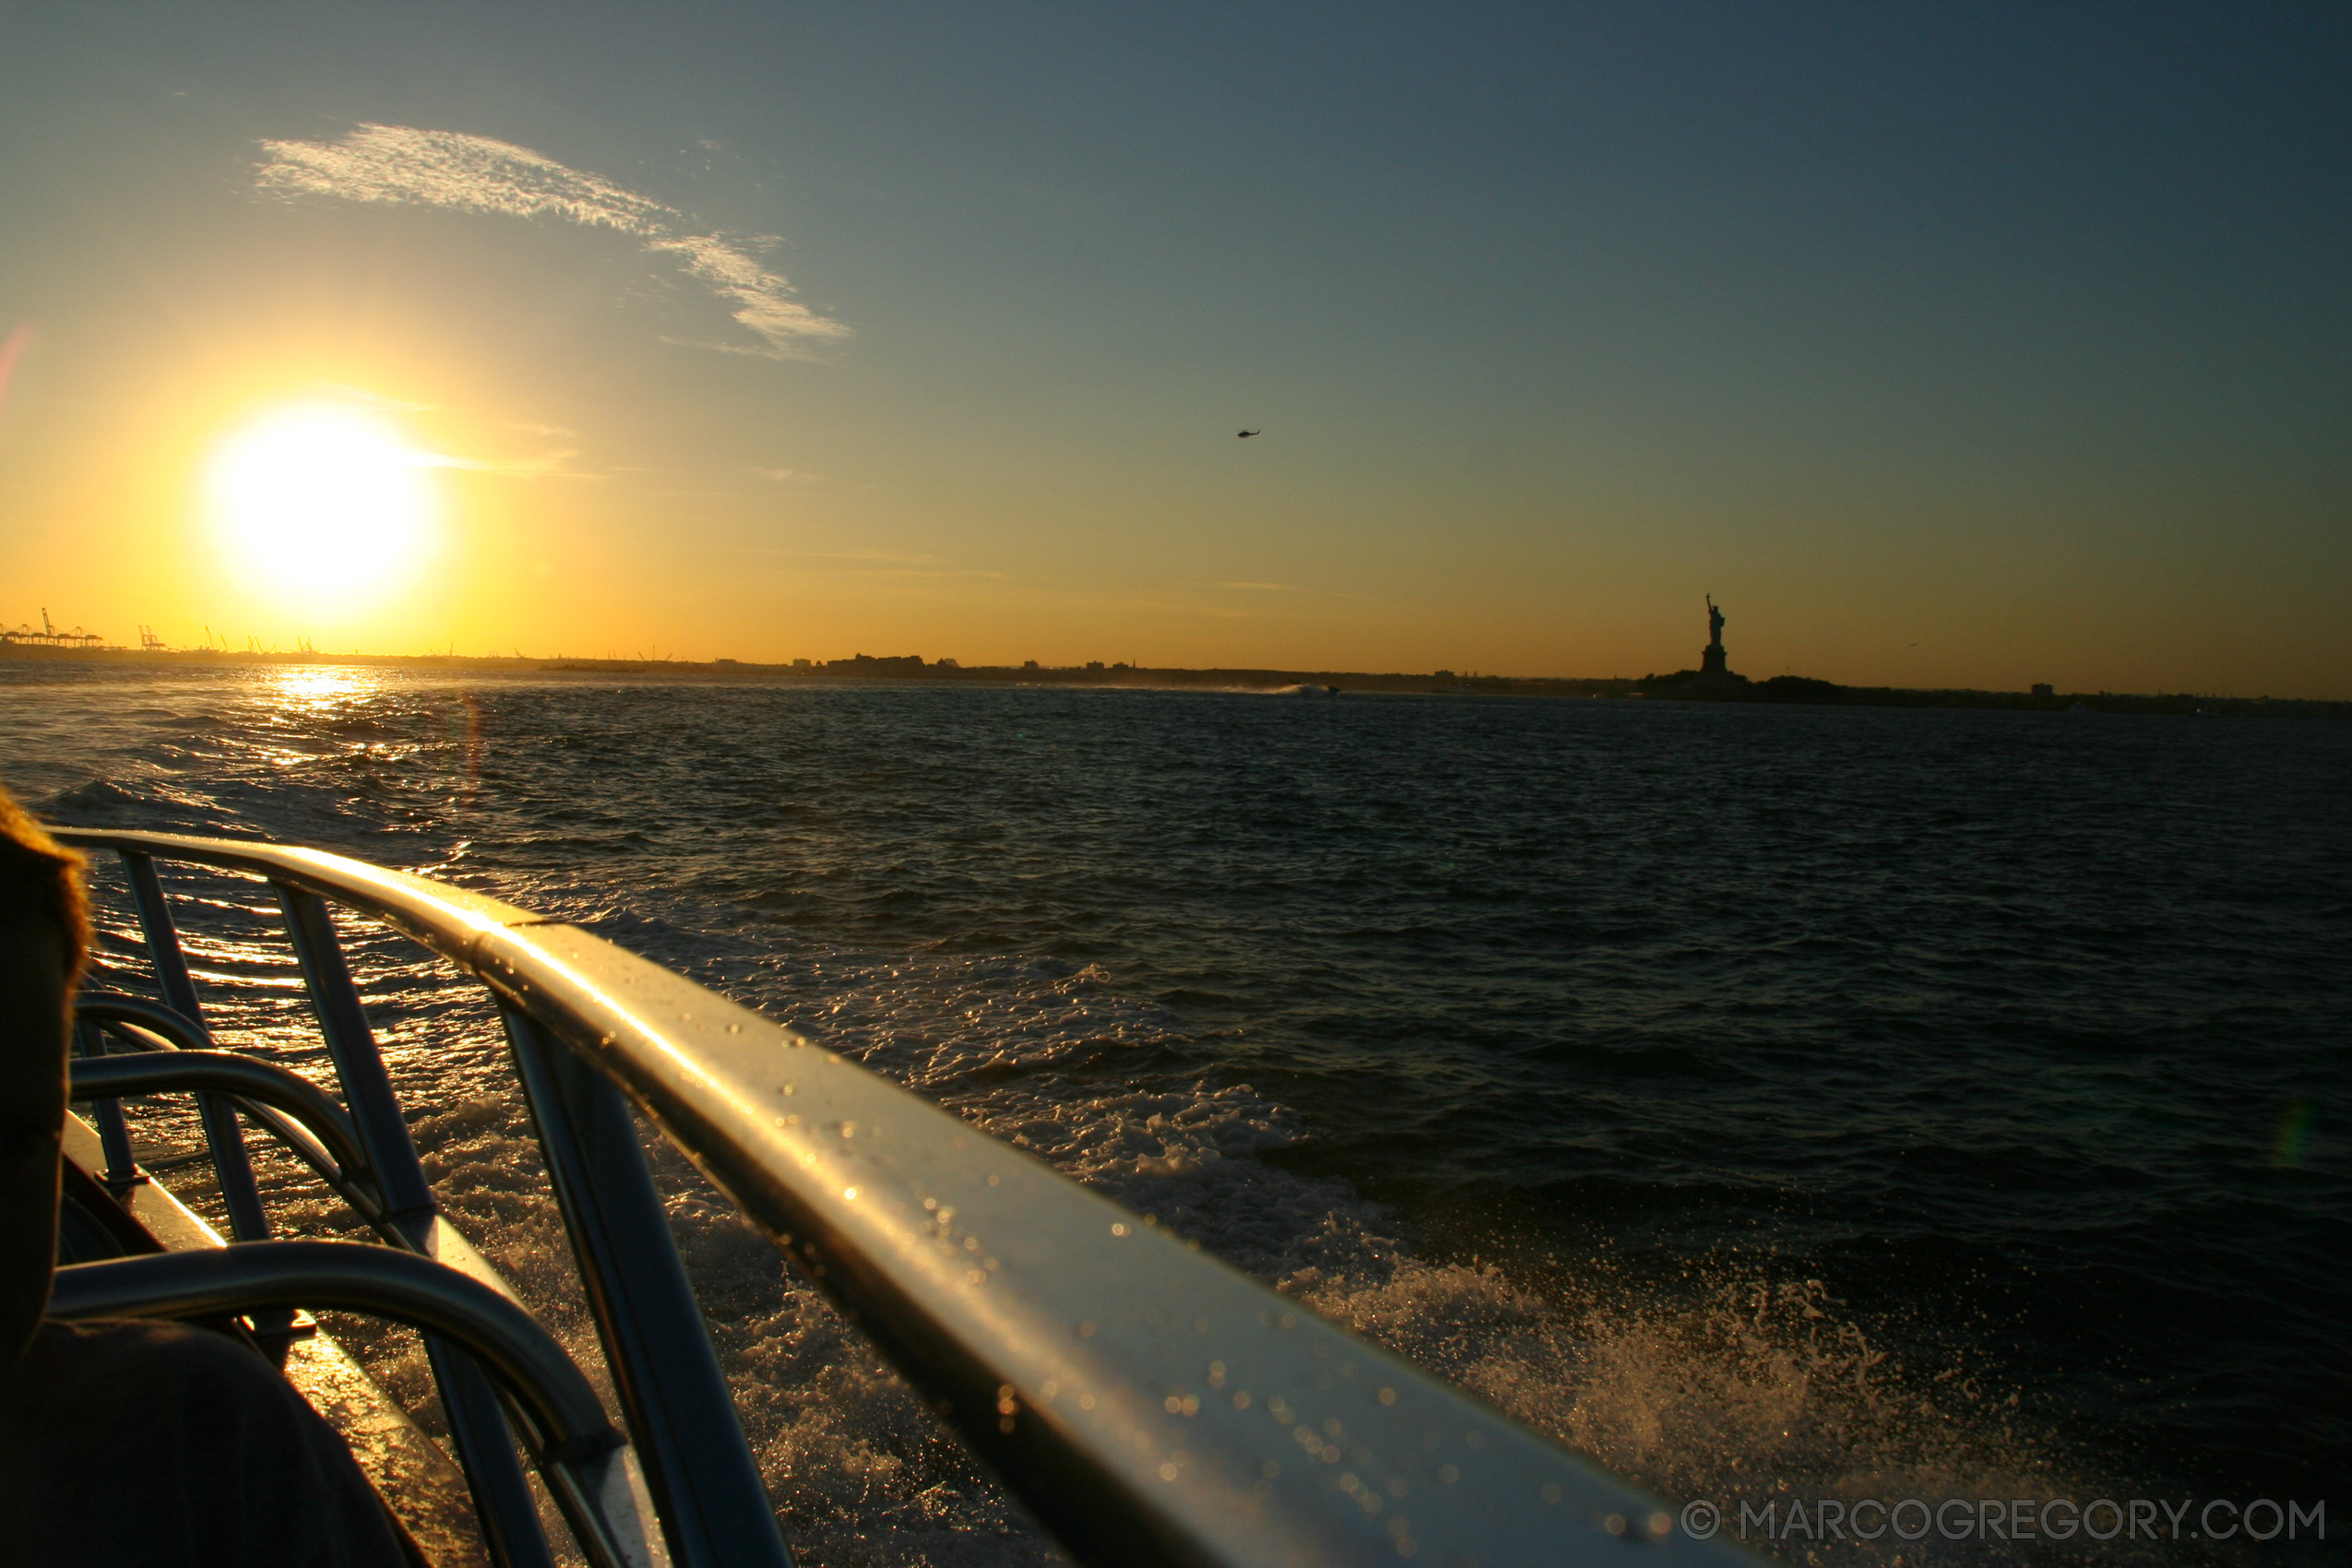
[1700,644,1728,679]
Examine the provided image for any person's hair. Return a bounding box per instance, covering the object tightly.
[0,789,88,983]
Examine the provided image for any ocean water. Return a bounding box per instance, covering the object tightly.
[3,660,2344,1565]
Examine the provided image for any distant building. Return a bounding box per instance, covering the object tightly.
[2031,683,2054,697]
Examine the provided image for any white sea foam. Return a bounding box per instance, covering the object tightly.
[73,849,2083,1568]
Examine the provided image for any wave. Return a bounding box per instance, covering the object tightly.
[22,663,2281,1565]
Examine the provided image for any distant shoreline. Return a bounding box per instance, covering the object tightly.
[2,643,2340,718]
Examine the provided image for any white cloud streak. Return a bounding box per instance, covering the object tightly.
[255,124,849,358]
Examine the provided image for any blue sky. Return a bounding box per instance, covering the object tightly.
[1,3,2346,690]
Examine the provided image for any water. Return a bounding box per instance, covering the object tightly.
[4,660,2344,1564]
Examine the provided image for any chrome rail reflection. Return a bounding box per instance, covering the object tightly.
[50,826,1752,1568]
[72,995,369,1241]
[69,1049,374,1195]
[47,1242,662,1568]
[57,828,784,1568]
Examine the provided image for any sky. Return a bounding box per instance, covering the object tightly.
[0,3,2346,693]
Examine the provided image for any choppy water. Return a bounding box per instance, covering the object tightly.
[4,660,2345,1565]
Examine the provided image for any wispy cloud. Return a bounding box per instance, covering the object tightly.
[255,124,849,359]
[428,447,600,481]
[725,546,1012,581]
[1192,579,1384,606]
[269,384,601,480]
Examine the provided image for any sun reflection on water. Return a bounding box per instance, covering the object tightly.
[269,666,374,710]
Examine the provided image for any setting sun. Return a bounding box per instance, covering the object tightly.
[207,404,436,603]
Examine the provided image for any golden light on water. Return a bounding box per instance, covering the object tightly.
[208,404,437,604]
[269,666,372,709]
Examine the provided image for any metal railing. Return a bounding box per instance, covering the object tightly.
[52,826,1751,1568]
[47,1241,660,1568]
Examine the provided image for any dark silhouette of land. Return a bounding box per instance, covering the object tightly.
[1,639,2340,717]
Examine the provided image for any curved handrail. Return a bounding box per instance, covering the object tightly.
[77,992,220,1051]
[70,1051,373,1188]
[49,1241,612,1455]
[74,993,386,1228]
[48,1241,659,1568]
[50,826,1751,1568]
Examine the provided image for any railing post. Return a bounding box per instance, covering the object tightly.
[72,1019,140,1184]
[118,850,270,1241]
[118,850,203,1022]
[275,883,561,1568]
[502,1006,791,1568]
[422,1340,566,1568]
[190,1096,272,1241]
[273,885,435,1224]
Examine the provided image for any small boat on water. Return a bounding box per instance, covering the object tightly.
[42,826,1750,1567]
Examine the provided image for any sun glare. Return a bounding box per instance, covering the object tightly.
[208,404,436,602]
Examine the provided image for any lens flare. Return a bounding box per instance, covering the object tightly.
[208,404,436,602]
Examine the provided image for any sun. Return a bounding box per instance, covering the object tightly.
[208,404,437,601]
